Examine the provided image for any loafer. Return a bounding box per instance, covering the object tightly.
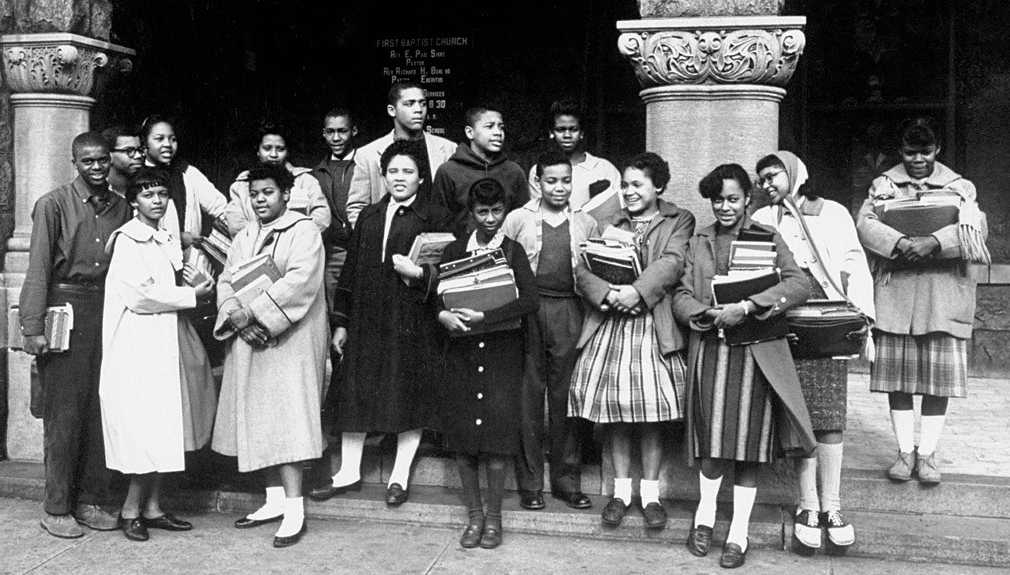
[479,525,502,549]
[553,491,592,510]
[792,509,822,552]
[308,479,362,502]
[642,502,668,529]
[40,513,85,539]
[519,491,545,510]
[719,539,748,569]
[120,515,149,542]
[74,503,119,531]
[234,514,283,529]
[600,497,628,527]
[686,524,713,557]
[459,520,484,548]
[385,483,409,507]
[887,451,914,482]
[822,510,855,547]
[143,512,192,531]
[273,522,307,548]
[916,451,941,485]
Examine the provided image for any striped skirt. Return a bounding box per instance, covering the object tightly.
[869,331,967,398]
[568,312,686,424]
[691,333,777,463]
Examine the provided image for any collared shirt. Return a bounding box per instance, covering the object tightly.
[527,151,621,212]
[382,194,417,262]
[20,176,131,334]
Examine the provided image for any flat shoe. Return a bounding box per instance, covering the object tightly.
[308,480,362,502]
[719,540,748,569]
[686,524,713,557]
[459,522,484,548]
[479,525,502,549]
[143,512,192,531]
[40,514,84,539]
[642,502,668,529]
[385,483,409,507]
[273,522,307,548]
[553,491,592,510]
[234,514,283,529]
[120,516,149,542]
[519,491,545,510]
[600,497,628,527]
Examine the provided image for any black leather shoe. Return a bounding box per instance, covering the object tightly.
[479,524,502,549]
[120,516,149,542]
[600,497,628,527]
[273,522,307,548]
[308,480,362,502]
[719,540,748,569]
[519,491,545,510]
[553,491,592,510]
[642,502,668,529]
[459,521,484,548]
[143,512,192,531]
[385,483,409,507]
[234,514,283,529]
[686,524,714,557]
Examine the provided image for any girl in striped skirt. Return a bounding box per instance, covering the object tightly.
[673,164,815,569]
[568,152,695,530]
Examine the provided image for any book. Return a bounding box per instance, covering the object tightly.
[875,196,959,237]
[201,228,232,266]
[438,248,506,279]
[407,232,456,265]
[441,279,520,335]
[711,268,781,306]
[580,237,642,284]
[184,247,214,286]
[437,264,515,295]
[229,253,282,307]
[729,240,777,269]
[8,303,74,353]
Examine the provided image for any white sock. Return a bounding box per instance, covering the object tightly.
[918,415,946,456]
[388,429,422,488]
[818,442,844,512]
[247,486,284,520]
[275,497,304,538]
[694,473,722,528]
[613,477,632,505]
[727,485,756,551]
[331,432,366,486]
[889,409,915,453]
[639,479,660,506]
[796,456,819,512]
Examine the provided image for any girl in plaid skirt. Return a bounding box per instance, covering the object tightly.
[568,152,695,531]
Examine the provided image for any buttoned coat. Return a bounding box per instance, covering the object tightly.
[672,219,815,460]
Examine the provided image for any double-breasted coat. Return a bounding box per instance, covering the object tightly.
[328,196,452,433]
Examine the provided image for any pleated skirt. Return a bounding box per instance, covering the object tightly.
[870,331,967,398]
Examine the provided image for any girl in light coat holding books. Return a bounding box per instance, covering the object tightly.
[212,165,328,548]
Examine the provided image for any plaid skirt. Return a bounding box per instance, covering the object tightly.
[568,312,687,424]
[870,331,967,398]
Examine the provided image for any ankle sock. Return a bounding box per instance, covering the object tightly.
[817,442,844,512]
[796,455,819,512]
[613,477,632,505]
[639,479,660,506]
[275,497,304,538]
[918,415,946,456]
[727,485,756,551]
[247,486,284,520]
[889,409,915,453]
[694,473,722,528]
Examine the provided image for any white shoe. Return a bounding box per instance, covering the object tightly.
[823,510,855,547]
[793,509,822,549]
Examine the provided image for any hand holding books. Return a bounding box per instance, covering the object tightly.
[438,308,485,335]
[895,235,940,263]
[181,264,214,299]
[391,253,424,284]
[604,285,643,315]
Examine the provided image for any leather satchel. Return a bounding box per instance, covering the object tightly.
[780,198,871,359]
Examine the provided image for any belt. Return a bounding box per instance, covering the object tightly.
[51,282,104,294]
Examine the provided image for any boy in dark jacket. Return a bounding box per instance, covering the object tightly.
[432,105,528,237]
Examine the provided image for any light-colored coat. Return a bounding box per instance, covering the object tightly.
[856,162,986,339]
[223,164,332,236]
[100,219,200,474]
[212,210,328,472]
[345,130,456,227]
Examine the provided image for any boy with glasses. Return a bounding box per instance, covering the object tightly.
[101,126,145,198]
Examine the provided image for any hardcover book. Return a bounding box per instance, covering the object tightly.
[408,232,457,265]
[438,248,506,279]
[8,303,74,353]
[230,253,282,307]
[441,279,520,335]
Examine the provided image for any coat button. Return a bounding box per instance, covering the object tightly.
[476,392,483,400]
[780,297,787,303]
[478,341,485,349]
[477,366,484,373]
[475,419,482,426]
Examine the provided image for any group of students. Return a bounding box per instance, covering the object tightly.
[20,76,987,569]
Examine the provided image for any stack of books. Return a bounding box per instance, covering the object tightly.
[580,238,642,285]
[230,253,282,307]
[184,247,215,286]
[874,192,960,237]
[728,241,777,270]
[408,232,457,265]
[8,303,74,352]
[437,249,519,335]
[710,236,785,345]
[201,228,232,267]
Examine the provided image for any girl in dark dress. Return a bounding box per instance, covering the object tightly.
[437,178,539,549]
[319,140,452,506]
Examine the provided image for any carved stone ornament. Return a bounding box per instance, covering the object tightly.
[618,17,805,88]
[1,33,134,95]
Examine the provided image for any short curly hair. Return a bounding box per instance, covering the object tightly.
[625,152,671,191]
[698,163,752,200]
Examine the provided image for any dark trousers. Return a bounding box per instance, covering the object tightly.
[38,288,109,515]
[515,296,585,493]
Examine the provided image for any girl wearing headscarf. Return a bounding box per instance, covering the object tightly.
[752,151,875,553]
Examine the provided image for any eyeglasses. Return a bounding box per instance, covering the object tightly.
[113,147,145,157]
[757,169,785,186]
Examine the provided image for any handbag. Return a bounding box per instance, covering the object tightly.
[781,198,871,359]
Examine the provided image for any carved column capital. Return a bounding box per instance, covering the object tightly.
[617,16,805,88]
[1,33,134,96]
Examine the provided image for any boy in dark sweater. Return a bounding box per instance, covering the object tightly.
[432,105,528,237]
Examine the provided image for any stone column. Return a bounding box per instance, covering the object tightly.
[1,32,133,461]
[617,5,805,227]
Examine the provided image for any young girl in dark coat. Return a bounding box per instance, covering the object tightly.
[437,178,539,549]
